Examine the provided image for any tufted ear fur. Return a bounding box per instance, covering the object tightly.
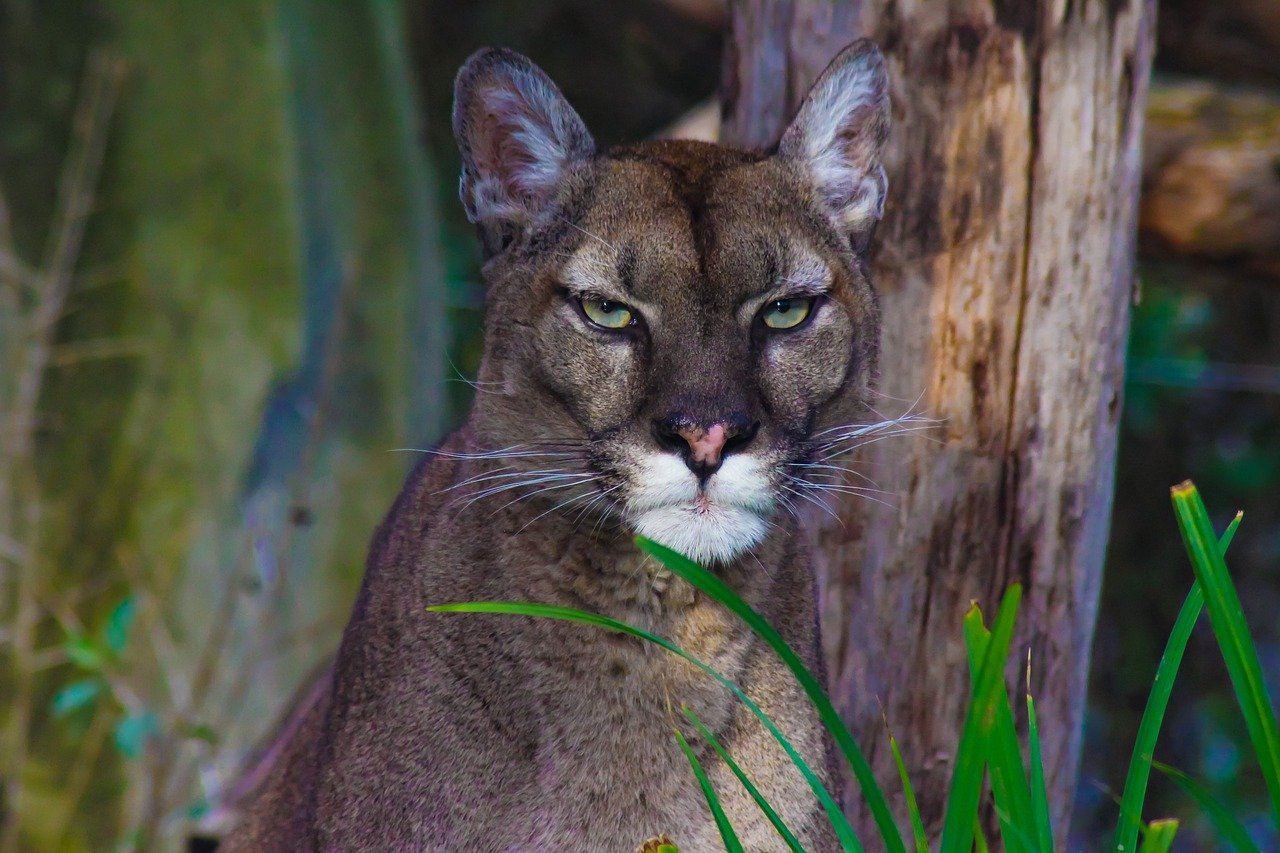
[778,40,890,252]
[453,48,595,255]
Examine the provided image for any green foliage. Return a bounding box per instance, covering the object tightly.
[61,633,105,672]
[1171,483,1280,828]
[428,600,858,850]
[682,704,804,852]
[50,680,101,718]
[958,596,1036,853]
[104,596,136,656]
[1152,761,1260,853]
[941,586,1025,852]
[2,2,457,845]
[112,711,158,759]
[437,481,1277,852]
[674,725,744,853]
[889,731,928,853]
[635,536,898,852]
[1138,818,1179,853]
[1113,510,1242,853]
[1025,692,1054,852]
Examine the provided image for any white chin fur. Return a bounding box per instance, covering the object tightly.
[633,505,769,565]
[627,453,774,564]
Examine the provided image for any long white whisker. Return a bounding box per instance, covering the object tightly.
[796,480,897,500]
[516,488,602,534]
[587,486,625,539]
[441,466,583,493]
[785,483,844,527]
[820,425,943,461]
[557,216,619,253]
[790,461,881,488]
[444,350,503,395]
[432,448,576,459]
[569,484,623,535]
[809,414,922,439]
[813,415,939,443]
[792,480,899,512]
[456,473,593,514]
[790,476,895,497]
[477,477,594,518]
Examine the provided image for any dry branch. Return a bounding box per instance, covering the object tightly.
[0,49,126,853]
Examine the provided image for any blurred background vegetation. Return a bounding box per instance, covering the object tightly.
[0,0,1276,849]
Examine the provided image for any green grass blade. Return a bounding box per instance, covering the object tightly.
[1112,510,1242,853]
[682,704,805,853]
[938,584,1023,853]
[1137,818,1179,853]
[1218,510,1244,555]
[888,732,928,853]
[963,610,1037,852]
[636,536,902,853]
[1171,482,1280,828]
[1025,691,1054,852]
[1152,761,1262,853]
[675,726,744,853]
[1112,583,1204,852]
[429,600,860,851]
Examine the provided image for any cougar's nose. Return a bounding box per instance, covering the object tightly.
[652,413,759,480]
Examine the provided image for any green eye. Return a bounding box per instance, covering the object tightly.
[762,297,814,330]
[580,297,635,330]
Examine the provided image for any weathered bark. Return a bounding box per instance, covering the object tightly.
[720,0,1154,842]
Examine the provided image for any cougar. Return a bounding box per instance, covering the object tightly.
[225,38,890,851]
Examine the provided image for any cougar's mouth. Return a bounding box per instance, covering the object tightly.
[624,452,774,565]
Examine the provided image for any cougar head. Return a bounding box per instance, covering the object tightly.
[452,42,889,565]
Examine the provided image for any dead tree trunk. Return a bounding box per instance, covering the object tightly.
[721,0,1155,841]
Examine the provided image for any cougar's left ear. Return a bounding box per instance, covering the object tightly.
[453,48,595,254]
[778,40,890,251]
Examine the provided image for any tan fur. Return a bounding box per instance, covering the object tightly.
[225,41,889,852]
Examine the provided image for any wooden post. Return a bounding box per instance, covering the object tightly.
[720,0,1155,840]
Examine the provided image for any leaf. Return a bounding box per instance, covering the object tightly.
[1171,482,1280,829]
[1112,510,1241,853]
[963,608,1037,852]
[113,710,159,758]
[181,721,219,745]
[635,536,898,853]
[1025,692,1054,852]
[1137,818,1178,853]
[888,731,928,853]
[939,584,1022,853]
[51,679,101,717]
[1152,761,1261,853]
[429,600,859,850]
[63,632,105,672]
[674,726,743,853]
[682,704,803,852]
[105,595,137,655]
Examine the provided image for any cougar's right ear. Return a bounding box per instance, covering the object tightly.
[453,48,595,256]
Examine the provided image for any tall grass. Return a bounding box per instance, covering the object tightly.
[432,480,1280,850]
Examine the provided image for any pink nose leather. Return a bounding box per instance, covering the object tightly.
[677,423,730,467]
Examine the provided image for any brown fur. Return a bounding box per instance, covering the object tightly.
[225,41,889,852]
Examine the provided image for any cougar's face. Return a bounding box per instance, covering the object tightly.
[455,45,889,564]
